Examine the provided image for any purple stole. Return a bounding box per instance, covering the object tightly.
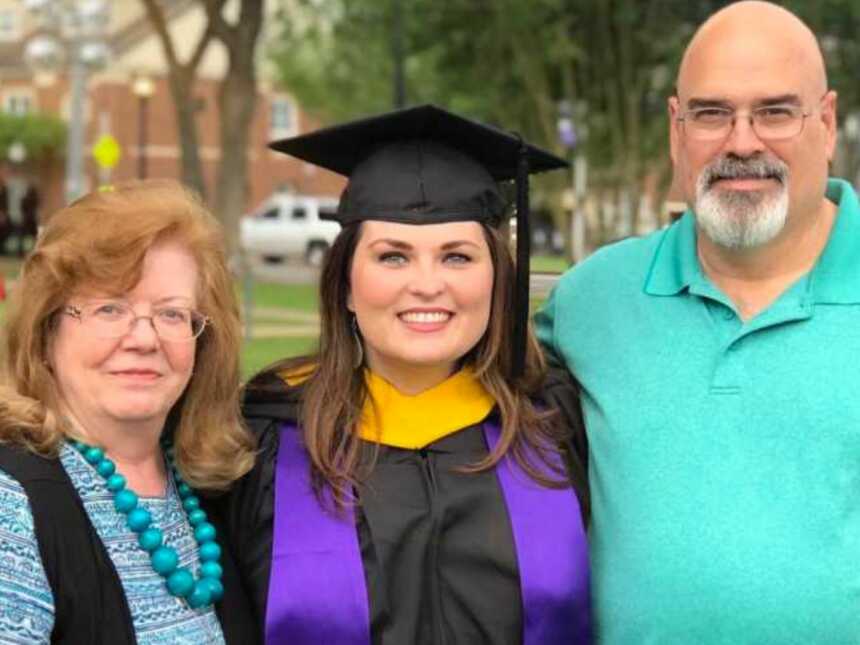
[265,423,591,644]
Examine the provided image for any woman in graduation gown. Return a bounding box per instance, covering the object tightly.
[215,105,591,644]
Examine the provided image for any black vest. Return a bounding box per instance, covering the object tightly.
[0,444,259,645]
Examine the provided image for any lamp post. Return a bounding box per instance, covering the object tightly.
[132,75,155,179]
[22,0,111,203]
[557,100,588,263]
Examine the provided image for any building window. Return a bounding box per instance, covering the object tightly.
[3,92,33,116]
[0,10,19,42]
[270,96,296,139]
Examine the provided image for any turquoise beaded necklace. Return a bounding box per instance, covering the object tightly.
[71,440,224,609]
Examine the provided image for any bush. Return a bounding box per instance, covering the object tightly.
[0,112,66,161]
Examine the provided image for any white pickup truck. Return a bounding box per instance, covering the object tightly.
[240,194,341,266]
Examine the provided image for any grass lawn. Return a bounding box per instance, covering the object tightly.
[531,254,570,273]
[241,336,318,379]
[238,280,318,312]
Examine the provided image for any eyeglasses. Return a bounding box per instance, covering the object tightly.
[63,301,210,342]
[677,103,813,142]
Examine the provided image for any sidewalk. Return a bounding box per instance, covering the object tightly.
[247,306,319,323]
[242,305,319,340]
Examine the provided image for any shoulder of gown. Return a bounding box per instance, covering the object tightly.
[203,369,305,629]
[535,366,590,524]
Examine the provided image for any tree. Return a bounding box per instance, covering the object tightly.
[140,0,265,256]
[0,113,66,161]
[270,0,580,244]
[204,0,265,257]
[270,0,860,252]
[785,0,860,183]
[140,0,215,199]
[269,0,708,250]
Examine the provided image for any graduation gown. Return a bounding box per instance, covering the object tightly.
[211,368,589,645]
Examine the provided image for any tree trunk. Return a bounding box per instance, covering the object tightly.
[139,0,217,200]
[215,68,257,259]
[211,0,263,260]
[167,68,208,199]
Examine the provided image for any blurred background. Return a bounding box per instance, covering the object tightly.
[0,0,857,375]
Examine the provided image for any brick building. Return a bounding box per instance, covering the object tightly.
[0,0,344,220]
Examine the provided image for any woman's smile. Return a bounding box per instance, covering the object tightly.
[397,308,454,332]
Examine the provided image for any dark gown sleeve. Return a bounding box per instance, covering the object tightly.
[213,514,263,645]
[204,372,298,642]
[538,366,590,525]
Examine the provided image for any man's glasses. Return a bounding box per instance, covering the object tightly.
[63,301,210,342]
[677,103,814,142]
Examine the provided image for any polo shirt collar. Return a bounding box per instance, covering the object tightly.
[808,178,860,304]
[644,210,703,296]
[644,178,860,304]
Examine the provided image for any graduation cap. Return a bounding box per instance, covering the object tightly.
[269,104,567,378]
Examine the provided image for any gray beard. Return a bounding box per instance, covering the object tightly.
[693,162,789,250]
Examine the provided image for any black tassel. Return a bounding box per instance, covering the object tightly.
[513,140,530,380]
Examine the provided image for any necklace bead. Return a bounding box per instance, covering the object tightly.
[83,446,104,464]
[126,507,153,532]
[200,561,223,580]
[138,527,163,552]
[199,577,224,603]
[166,568,195,596]
[151,546,179,575]
[96,460,116,478]
[198,541,221,562]
[114,489,138,513]
[106,473,126,492]
[70,440,223,610]
[193,522,216,543]
[187,582,212,608]
[187,508,207,526]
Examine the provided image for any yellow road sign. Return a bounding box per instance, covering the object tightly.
[92,134,121,169]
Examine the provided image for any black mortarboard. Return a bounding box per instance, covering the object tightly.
[269,104,567,378]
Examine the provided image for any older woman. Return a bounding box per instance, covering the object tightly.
[216,106,591,644]
[0,181,258,644]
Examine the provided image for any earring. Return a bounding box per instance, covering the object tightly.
[351,315,364,369]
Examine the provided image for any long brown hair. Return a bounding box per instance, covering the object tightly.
[264,221,567,505]
[0,180,255,490]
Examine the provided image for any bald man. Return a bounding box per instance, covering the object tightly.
[536,2,859,642]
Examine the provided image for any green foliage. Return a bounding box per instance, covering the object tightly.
[266,1,720,233]
[784,0,860,109]
[781,0,860,181]
[270,0,860,242]
[0,112,66,161]
[270,0,400,121]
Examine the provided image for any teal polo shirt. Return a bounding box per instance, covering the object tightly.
[536,178,860,644]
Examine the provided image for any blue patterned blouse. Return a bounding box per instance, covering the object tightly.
[0,443,226,644]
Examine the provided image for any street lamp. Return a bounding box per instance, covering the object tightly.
[132,74,155,179]
[22,0,111,204]
[557,100,588,263]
